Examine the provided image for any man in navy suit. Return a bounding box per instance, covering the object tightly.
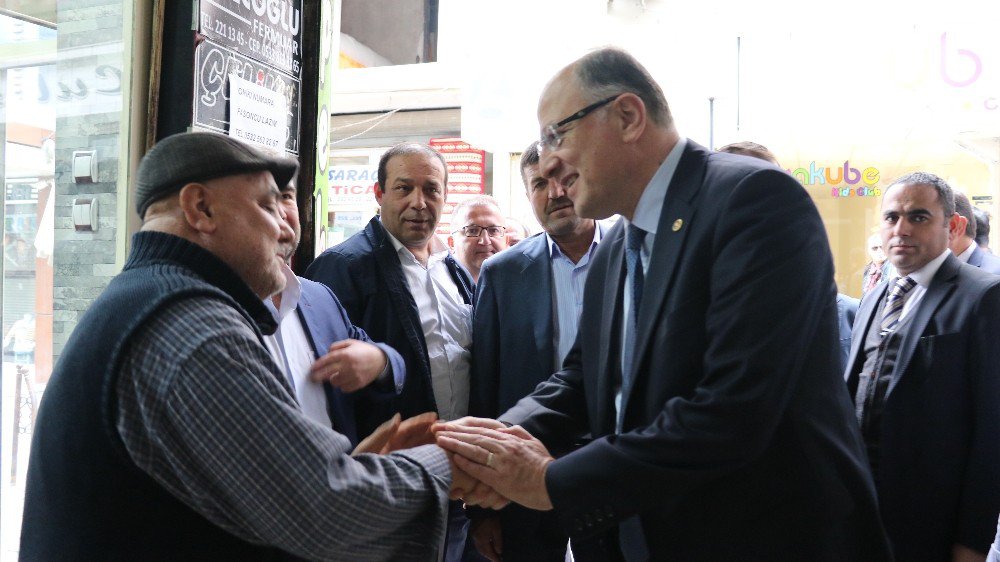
[951,191,1000,275]
[305,143,476,561]
[846,172,1000,561]
[437,47,889,561]
[467,141,603,561]
[265,182,405,446]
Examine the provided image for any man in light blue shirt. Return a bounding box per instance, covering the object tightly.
[467,141,602,561]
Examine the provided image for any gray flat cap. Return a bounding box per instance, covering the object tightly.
[135,131,299,218]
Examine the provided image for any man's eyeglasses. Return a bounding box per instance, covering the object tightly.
[539,94,622,152]
[454,224,506,238]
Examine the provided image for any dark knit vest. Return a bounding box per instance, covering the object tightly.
[19,231,293,561]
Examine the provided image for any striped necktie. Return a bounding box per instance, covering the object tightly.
[879,276,916,336]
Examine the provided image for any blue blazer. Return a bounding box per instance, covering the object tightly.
[968,244,1000,275]
[471,232,555,418]
[305,217,475,436]
[836,293,859,371]
[845,254,1000,560]
[471,226,604,420]
[291,278,405,446]
[502,141,890,560]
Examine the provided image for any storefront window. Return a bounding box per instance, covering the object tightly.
[1,13,55,557]
[2,1,127,555]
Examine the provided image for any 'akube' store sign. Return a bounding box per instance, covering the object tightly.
[789,161,882,198]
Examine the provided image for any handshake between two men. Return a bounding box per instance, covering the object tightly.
[353,414,557,512]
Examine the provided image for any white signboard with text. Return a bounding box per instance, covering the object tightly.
[228,74,287,151]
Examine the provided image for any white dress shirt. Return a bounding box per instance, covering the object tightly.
[616,137,687,431]
[263,265,332,427]
[385,230,472,421]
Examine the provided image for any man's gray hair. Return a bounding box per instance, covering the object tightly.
[574,47,672,127]
[887,171,955,218]
[451,195,503,228]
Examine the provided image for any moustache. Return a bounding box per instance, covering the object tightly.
[545,198,574,215]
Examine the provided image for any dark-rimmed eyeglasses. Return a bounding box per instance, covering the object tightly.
[539,94,622,152]
[453,224,506,238]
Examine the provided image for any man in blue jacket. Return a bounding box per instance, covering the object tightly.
[265,181,406,446]
[306,142,476,561]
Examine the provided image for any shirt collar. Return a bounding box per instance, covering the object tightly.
[546,222,603,260]
[900,249,951,288]
[383,225,451,267]
[270,264,301,321]
[627,137,687,235]
[956,241,976,263]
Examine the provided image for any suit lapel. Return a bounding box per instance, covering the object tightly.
[622,142,704,415]
[597,222,625,433]
[520,238,555,364]
[886,256,959,398]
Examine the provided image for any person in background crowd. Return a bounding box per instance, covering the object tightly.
[20,131,472,561]
[974,207,992,253]
[3,313,36,364]
[862,232,893,295]
[448,196,509,283]
[845,171,1000,561]
[716,140,780,165]
[438,46,889,561]
[951,191,1000,274]
[505,216,531,246]
[305,142,477,561]
[467,141,604,561]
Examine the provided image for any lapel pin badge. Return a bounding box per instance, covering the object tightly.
[672,219,683,232]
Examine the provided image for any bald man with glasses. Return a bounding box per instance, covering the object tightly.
[448,196,509,283]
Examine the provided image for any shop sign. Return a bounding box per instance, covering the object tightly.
[199,0,302,77]
[328,165,378,206]
[430,138,487,233]
[193,40,300,154]
[789,161,882,198]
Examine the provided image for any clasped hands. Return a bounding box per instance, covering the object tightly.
[350,413,555,511]
[434,417,555,512]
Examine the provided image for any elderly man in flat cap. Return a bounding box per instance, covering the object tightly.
[20,131,491,561]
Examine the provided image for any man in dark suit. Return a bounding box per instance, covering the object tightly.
[305,142,476,561]
[437,47,889,561]
[467,141,603,561]
[951,191,1000,274]
[845,172,1000,561]
[265,182,406,446]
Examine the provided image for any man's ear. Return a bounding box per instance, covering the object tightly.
[447,235,455,250]
[615,93,647,144]
[177,183,217,233]
[374,182,384,206]
[948,212,967,242]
